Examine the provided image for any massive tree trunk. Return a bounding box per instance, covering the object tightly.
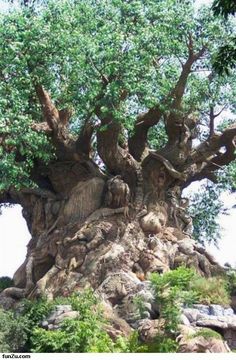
[1,154,223,308]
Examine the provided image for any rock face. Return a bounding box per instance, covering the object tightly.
[41,305,79,330]
[182,304,236,350]
[177,325,231,353]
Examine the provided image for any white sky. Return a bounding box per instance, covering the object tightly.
[0,206,30,277]
[0,0,235,278]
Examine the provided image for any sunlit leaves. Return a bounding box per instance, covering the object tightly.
[0,0,235,191]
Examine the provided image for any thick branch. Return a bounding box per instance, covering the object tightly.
[34,85,86,161]
[148,152,187,180]
[128,106,162,161]
[35,84,61,132]
[184,124,236,183]
[208,105,227,138]
[129,37,206,162]
[191,125,236,163]
[75,121,95,156]
[165,42,207,143]
[0,190,16,205]
[96,111,137,175]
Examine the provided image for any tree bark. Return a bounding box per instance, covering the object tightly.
[0,161,223,307]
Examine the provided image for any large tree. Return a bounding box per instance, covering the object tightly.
[0,0,235,302]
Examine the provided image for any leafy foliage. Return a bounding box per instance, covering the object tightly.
[150,267,197,351]
[191,328,222,340]
[212,0,236,75]
[20,296,54,327]
[212,0,236,18]
[225,268,236,296]
[0,276,14,292]
[189,182,224,246]
[188,158,236,247]
[189,276,230,306]
[23,289,144,353]
[150,266,230,348]
[213,39,236,75]
[0,0,235,190]
[0,307,29,352]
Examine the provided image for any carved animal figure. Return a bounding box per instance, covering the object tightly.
[177,198,193,236]
[63,177,105,224]
[105,176,130,209]
[140,203,168,235]
[134,166,144,211]
[167,186,193,235]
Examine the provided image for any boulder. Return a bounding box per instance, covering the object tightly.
[196,319,228,329]
[178,239,195,255]
[183,308,200,323]
[101,301,132,340]
[209,305,225,317]
[180,313,191,326]
[177,325,231,353]
[53,311,79,325]
[224,308,235,317]
[138,319,164,342]
[55,305,72,312]
[192,304,210,315]
[0,295,17,310]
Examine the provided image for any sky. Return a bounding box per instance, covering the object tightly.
[0,0,235,278]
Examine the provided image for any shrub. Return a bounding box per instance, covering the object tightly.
[192,328,222,340]
[20,297,54,328]
[30,289,153,353]
[0,276,14,292]
[151,266,196,291]
[0,308,29,352]
[226,269,236,296]
[30,289,115,353]
[18,296,55,351]
[189,276,230,306]
[54,288,101,315]
[149,267,196,351]
[150,266,231,352]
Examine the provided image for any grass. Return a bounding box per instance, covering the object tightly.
[191,328,222,340]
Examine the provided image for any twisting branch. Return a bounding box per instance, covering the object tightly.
[165,37,207,142]
[96,108,138,176]
[183,124,236,183]
[88,56,109,85]
[75,120,95,156]
[128,106,162,161]
[34,84,86,161]
[209,105,227,138]
[149,152,187,180]
[128,34,207,161]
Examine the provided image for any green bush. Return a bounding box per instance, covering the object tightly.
[0,276,14,292]
[54,288,98,308]
[149,267,195,351]
[149,266,231,353]
[30,289,139,353]
[192,328,222,340]
[20,297,54,327]
[31,317,117,353]
[0,308,29,352]
[189,276,230,306]
[226,269,236,296]
[151,266,196,291]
